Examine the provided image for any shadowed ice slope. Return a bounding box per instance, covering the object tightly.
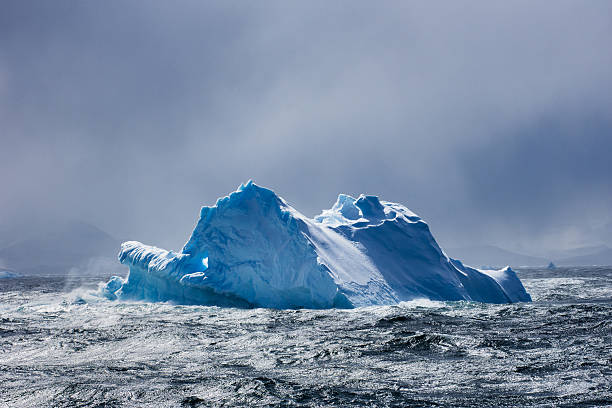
[104,182,531,308]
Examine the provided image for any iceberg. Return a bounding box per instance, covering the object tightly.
[104,181,531,308]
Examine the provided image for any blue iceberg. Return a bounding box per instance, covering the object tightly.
[104,181,531,308]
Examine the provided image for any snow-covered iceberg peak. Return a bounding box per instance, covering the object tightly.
[104,181,531,308]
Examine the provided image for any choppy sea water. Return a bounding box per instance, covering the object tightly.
[0,267,610,407]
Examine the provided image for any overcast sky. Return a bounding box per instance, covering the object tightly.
[1,1,611,254]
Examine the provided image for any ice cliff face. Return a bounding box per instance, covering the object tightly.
[104,181,531,308]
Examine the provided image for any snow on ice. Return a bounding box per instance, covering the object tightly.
[103,181,531,308]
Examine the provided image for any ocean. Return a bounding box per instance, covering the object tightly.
[0,267,610,407]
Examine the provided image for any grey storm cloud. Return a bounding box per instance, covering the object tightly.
[1,0,611,254]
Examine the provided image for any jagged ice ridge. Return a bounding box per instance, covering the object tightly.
[103,182,531,308]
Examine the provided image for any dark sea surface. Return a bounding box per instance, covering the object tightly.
[0,267,610,407]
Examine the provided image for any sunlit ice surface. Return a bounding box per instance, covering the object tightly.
[0,266,610,407]
[105,182,531,307]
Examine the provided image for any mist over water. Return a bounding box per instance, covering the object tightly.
[0,267,610,407]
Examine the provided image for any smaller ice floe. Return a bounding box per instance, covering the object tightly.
[0,269,19,279]
[101,276,125,300]
[103,181,531,308]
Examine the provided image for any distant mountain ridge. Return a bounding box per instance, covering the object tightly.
[445,245,548,268]
[554,246,612,266]
[447,244,612,268]
[0,218,124,276]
